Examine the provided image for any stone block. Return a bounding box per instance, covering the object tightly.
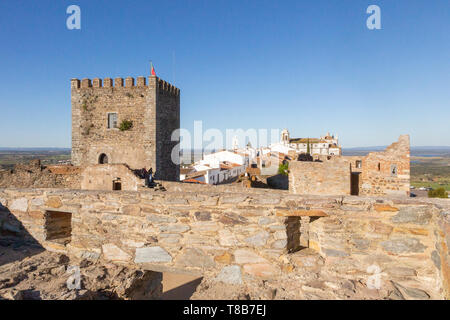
[373,204,399,212]
[135,246,172,263]
[191,221,220,233]
[244,231,270,247]
[122,205,141,216]
[102,243,132,262]
[258,217,275,225]
[214,252,233,264]
[219,212,248,225]
[271,239,287,249]
[385,267,417,277]
[234,249,268,264]
[276,209,328,217]
[194,211,211,221]
[392,227,429,236]
[243,263,280,278]
[31,197,45,206]
[9,198,28,212]
[159,233,182,244]
[218,229,238,246]
[121,239,145,248]
[146,214,177,224]
[159,224,190,233]
[369,221,393,235]
[323,248,349,257]
[391,207,432,225]
[176,248,215,268]
[45,197,63,209]
[273,230,287,240]
[381,238,426,254]
[215,265,242,284]
[221,195,248,204]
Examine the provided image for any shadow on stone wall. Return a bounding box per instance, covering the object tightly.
[0,203,45,267]
[267,174,288,190]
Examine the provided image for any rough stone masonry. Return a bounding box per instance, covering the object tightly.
[0,184,449,299]
[289,135,410,197]
[71,75,180,181]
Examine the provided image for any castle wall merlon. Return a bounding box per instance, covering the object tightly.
[81,78,92,88]
[71,76,179,95]
[93,78,102,88]
[71,78,80,89]
[104,78,113,88]
[157,78,180,96]
[115,77,124,87]
[137,76,146,87]
[125,77,134,87]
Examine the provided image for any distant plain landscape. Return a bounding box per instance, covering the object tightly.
[1,146,449,191]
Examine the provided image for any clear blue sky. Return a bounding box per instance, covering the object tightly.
[0,0,449,148]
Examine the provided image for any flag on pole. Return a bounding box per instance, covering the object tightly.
[150,61,156,76]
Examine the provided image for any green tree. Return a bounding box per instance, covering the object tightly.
[119,120,133,131]
[428,187,448,198]
[306,138,310,155]
[278,162,289,176]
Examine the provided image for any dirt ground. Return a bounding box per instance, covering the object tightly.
[0,238,162,300]
[161,273,202,300]
[0,237,203,300]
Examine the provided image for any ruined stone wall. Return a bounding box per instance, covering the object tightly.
[288,136,410,197]
[0,161,80,189]
[0,187,448,298]
[289,157,351,195]
[80,164,145,191]
[360,135,410,196]
[71,76,180,180]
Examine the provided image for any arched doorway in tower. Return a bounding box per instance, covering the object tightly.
[99,153,108,164]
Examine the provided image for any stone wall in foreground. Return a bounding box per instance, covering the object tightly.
[0,187,448,299]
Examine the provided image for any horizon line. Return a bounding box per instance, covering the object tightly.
[1,145,450,150]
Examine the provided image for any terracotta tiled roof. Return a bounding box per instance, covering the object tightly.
[185,170,207,179]
[183,178,207,184]
[220,162,242,170]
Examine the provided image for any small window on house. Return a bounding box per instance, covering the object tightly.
[391,164,398,176]
[378,163,381,171]
[107,113,118,129]
[356,160,362,169]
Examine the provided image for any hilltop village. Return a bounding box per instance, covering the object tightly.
[0,71,448,300]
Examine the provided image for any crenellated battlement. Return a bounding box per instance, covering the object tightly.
[157,78,179,95]
[71,75,180,96]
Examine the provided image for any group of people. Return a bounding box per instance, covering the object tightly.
[135,168,156,188]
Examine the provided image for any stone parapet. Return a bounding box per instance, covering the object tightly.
[0,187,448,299]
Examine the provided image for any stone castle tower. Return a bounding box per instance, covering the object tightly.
[71,74,180,181]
